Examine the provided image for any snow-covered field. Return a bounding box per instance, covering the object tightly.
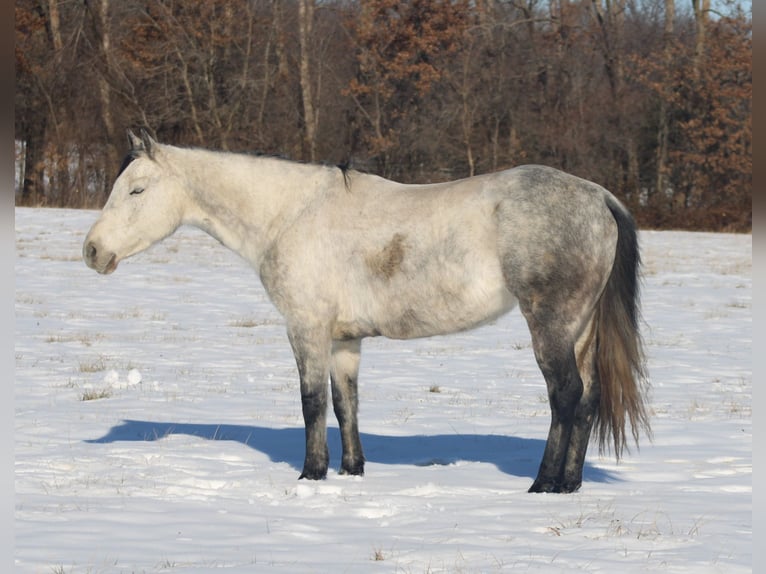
[15,207,751,573]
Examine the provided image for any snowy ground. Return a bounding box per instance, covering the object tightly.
[15,207,751,573]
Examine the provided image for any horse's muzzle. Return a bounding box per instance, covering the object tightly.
[83,240,118,274]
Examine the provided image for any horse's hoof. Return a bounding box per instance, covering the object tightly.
[558,480,582,494]
[339,460,365,476]
[529,478,581,493]
[298,467,328,480]
[528,479,558,493]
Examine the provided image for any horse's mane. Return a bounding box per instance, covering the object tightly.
[116,151,140,178]
[337,162,352,191]
[237,149,356,192]
[116,141,356,191]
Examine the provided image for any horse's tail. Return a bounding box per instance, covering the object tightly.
[593,195,651,459]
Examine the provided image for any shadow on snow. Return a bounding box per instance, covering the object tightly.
[86,419,618,484]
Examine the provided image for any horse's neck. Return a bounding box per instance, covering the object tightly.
[179,149,336,266]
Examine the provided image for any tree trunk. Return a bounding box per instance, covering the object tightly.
[590,0,626,99]
[46,0,63,53]
[692,0,710,79]
[93,0,120,190]
[590,0,634,197]
[21,117,48,205]
[655,0,674,209]
[298,0,317,161]
[177,51,205,145]
[273,1,289,82]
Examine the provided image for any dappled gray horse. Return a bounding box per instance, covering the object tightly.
[84,130,650,493]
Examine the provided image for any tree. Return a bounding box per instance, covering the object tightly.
[15,1,50,204]
[692,0,710,78]
[654,0,675,210]
[345,0,471,178]
[632,7,750,228]
[14,0,751,230]
[672,13,751,227]
[298,0,318,161]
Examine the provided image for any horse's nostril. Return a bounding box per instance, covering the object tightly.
[85,242,97,262]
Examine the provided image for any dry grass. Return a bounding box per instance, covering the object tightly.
[228,317,282,328]
[81,387,112,401]
[372,548,385,562]
[46,333,104,346]
[78,357,107,373]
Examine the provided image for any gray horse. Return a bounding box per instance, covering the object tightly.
[84,130,650,493]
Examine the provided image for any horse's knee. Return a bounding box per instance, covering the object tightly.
[300,383,328,424]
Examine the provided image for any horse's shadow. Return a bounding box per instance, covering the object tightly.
[86,419,617,484]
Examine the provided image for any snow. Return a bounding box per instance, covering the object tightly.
[15,207,751,573]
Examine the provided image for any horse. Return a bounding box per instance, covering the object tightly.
[83,130,650,493]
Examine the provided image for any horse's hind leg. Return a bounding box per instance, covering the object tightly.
[525,319,584,493]
[525,308,600,493]
[331,339,365,475]
[561,315,601,492]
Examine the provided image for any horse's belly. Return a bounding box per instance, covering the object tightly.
[375,281,517,340]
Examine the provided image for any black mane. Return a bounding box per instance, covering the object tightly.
[116,151,140,178]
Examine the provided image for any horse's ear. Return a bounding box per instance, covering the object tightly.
[127,129,143,151]
[127,129,157,157]
[139,129,157,157]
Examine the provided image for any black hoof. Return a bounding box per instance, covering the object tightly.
[528,478,581,493]
[558,480,582,494]
[339,459,365,476]
[298,467,328,480]
[528,479,558,493]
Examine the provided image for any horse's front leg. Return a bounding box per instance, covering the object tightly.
[331,339,365,476]
[288,327,332,480]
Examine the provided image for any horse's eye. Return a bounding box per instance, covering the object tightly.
[130,188,145,196]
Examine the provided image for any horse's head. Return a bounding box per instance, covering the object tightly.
[83,130,185,274]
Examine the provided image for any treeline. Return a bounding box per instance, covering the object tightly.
[15,0,751,231]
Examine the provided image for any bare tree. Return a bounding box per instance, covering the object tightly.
[13,0,751,229]
[84,0,121,188]
[655,0,675,208]
[692,0,710,78]
[298,0,318,161]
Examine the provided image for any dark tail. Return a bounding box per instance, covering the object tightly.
[594,196,651,458]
